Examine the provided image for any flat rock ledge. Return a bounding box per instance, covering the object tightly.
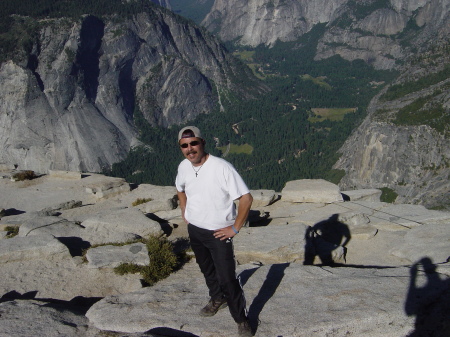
[282,179,344,203]
[86,261,450,337]
[0,173,449,336]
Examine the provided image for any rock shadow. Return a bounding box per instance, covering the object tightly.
[40,296,103,315]
[144,328,199,336]
[146,213,173,236]
[303,214,351,266]
[4,208,26,216]
[0,291,101,315]
[405,257,450,336]
[247,210,272,227]
[57,236,91,257]
[72,15,104,102]
[0,290,38,303]
[247,263,290,334]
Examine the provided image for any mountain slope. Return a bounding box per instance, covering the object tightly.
[202,0,449,70]
[0,2,262,173]
[198,0,450,208]
[334,45,450,210]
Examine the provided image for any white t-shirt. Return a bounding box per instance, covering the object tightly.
[175,154,250,230]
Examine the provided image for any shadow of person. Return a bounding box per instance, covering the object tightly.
[405,257,450,336]
[303,214,351,266]
[247,263,290,334]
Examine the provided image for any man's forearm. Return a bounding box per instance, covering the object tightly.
[177,191,188,223]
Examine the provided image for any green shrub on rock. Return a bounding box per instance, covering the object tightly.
[380,187,398,203]
[12,170,36,181]
[5,226,19,238]
[114,235,189,286]
[131,198,152,206]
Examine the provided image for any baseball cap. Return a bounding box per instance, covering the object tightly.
[178,126,203,142]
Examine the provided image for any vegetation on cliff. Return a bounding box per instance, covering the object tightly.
[0,0,168,63]
[107,26,397,191]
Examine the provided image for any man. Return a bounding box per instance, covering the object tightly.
[175,126,253,337]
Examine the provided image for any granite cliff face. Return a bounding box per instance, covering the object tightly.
[202,0,450,208]
[204,0,347,46]
[333,48,450,209]
[203,0,449,70]
[151,0,171,9]
[0,8,259,173]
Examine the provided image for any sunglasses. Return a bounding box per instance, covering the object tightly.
[180,140,201,148]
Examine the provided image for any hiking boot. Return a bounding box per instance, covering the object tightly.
[199,297,228,317]
[237,319,253,337]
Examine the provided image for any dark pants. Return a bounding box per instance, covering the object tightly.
[188,223,247,323]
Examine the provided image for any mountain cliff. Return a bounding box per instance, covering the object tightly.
[203,0,449,70]
[334,46,450,210]
[1,0,449,209]
[201,0,450,209]
[151,0,171,9]
[0,5,260,173]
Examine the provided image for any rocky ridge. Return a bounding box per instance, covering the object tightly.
[333,47,450,210]
[0,7,261,173]
[0,169,449,336]
[202,0,449,70]
[201,0,450,209]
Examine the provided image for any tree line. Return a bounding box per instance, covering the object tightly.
[0,0,398,191]
[106,30,396,190]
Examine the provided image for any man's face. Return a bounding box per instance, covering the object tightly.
[179,137,206,165]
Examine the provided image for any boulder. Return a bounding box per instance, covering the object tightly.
[86,242,149,268]
[250,189,279,207]
[390,222,450,264]
[0,259,143,300]
[234,223,309,264]
[0,234,71,263]
[82,230,142,247]
[153,207,181,217]
[0,300,92,336]
[338,212,371,227]
[48,170,82,179]
[80,207,162,245]
[0,163,15,171]
[85,178,130,199]
[341,189,382,202]
[18,216,83,238]
[281,179,344,203]
[349,202,450,231]
[37,200,83,216]
[144,199,176,213]
[116,184,178,208]
[350,225,379,240]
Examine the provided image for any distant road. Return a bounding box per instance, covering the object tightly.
[222,142,231,158]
